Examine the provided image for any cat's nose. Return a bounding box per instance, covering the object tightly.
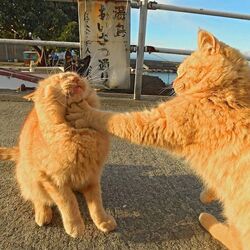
[71,85,83,95]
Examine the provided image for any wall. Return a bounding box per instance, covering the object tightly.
[0,44,28,62]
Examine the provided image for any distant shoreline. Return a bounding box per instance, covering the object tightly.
[130,59,180,73]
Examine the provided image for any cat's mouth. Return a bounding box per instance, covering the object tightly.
[70,85,83,96]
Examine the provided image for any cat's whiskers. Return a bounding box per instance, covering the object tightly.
[64,64,73,72]
[86,51,114,80]
[92,83,110,90]
[87,65,113,81]
[83,50,102,77]
[88,75,107,82]
[91,77,109,81]
[159,87,168,95]
[90,78,109,84]
[86,64,101,80]
[80,40,112,78]
[76,66,84,74]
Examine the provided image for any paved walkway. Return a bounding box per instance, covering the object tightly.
[0,91,225,250]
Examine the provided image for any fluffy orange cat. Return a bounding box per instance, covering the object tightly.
[0,72,116,237]
[67,30,250,249]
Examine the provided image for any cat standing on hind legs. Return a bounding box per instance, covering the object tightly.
[0,72,116,237]
[67,30,250,249]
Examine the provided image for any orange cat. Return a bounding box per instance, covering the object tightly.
[0,72,116,237]
[67,30,250,249]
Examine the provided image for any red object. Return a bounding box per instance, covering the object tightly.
[0,68,43,84]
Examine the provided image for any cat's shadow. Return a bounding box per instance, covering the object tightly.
[98,164,223,244]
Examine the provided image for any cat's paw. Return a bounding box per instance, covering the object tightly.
[35,206,53,226]
[64,219,85,238]
[67,101,90,116]
[66,114,86,128]
[200,189,216,204]
[95,214,117,233]
[75,119,88,129]
[199,212,218,231]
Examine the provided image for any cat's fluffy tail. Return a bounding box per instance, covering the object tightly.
[0,147,19,161]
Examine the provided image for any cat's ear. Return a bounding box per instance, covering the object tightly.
[198,30,220,54]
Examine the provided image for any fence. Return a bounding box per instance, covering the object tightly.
[131,0,250,99]
[0,0,250,99]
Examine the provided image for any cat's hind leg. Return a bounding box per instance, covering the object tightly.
[199,213,242,250]
[82,182,117,233]
[200,187,217,204]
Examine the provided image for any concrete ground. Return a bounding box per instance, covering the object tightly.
[0,90,225,250]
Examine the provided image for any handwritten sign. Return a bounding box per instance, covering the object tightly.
[78,0,130,89]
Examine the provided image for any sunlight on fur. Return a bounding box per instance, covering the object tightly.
[0,72,116,237]
[67,30,250,249]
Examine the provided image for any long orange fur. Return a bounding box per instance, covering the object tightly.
[67,30,250,249]
[0,72,116,237]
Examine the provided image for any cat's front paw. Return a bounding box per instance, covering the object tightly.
[64,219,85,238]
[75,119,88,129]
[95,214,117,233]
[66,113,87,128]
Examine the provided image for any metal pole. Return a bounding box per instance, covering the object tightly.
[150,46,250,60]
[145,46,193,56]
[148,2,250,21]
[0,39,80,48]
[134,0,148,100]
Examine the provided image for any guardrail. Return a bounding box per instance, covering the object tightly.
[0,39,79,48]
[132,0,250,99]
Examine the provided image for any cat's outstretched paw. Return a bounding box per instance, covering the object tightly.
[35,205,53,226]
[64,219,85,238]
[95,214,117,233]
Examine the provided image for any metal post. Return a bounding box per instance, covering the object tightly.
[0,39,80,48]
[148,2,250,21]
[134,0,148,100]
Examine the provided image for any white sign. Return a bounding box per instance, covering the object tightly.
[78,0,130,89]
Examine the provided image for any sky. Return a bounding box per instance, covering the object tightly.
[130,0,250,61]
